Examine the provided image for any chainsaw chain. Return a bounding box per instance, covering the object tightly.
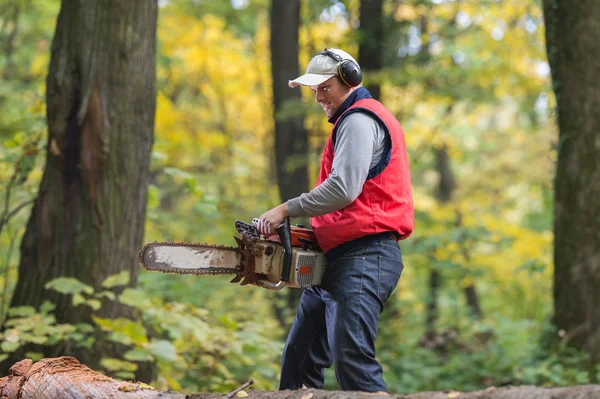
[139,241,245,276]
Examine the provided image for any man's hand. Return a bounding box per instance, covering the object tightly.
[257,203,289,236]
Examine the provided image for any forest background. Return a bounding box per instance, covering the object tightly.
[0,0,596,396]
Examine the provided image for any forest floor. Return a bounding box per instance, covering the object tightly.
[2,357,600,399]
[191,385,600,399]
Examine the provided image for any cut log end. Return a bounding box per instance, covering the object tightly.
[0,356,184,399]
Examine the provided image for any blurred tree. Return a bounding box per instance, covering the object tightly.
[270,0,308,204]
[543,0,600,373]
[1,0,157,376]
[358,0,384,100]
[270,0,308,323]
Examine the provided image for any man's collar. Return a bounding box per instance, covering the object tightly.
[328,87,373,124]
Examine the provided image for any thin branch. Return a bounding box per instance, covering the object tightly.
[0,166,19,236]
[0,198,35,236]
[223,379,254,399]
[3,4,21,79]
[0,222,17,326]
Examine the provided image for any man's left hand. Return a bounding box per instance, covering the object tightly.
[257,203,289,236]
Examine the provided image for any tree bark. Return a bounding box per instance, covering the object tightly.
[543,0,600,366]
[3,0,157,374]
[358,0,384,100]
[270,0,308,323]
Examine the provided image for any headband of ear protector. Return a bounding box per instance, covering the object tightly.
[317,49,362,88]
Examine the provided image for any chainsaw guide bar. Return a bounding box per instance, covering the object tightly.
[139,219,327,290]
[139,241,243,276]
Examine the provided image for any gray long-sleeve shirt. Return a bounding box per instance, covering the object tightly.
[287,112,386,217]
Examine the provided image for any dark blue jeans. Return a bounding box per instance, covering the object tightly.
[279,233,403,392]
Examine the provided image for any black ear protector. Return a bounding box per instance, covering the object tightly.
[317,49,362,88]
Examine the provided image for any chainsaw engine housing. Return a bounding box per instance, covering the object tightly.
[252,241,326,288]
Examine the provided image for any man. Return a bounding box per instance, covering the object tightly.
[257,48,414,393]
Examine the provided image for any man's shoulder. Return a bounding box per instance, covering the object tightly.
[339,109,380,127]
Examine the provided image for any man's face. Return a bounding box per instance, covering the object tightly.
[311,76,353,119]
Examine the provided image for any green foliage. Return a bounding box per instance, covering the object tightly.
[111,287,282,392]
[0,0,57,324]
[0,301,94,359]
[45,278,94,295]
[102,270,131,289]
[1,273,282,391]
[0,0,584,396]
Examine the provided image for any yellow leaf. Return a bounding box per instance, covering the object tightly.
[235,391,248,397]
[118,382,138,392]
[118,382,154,392]
[447,392,461,398]
[138,382,155,390]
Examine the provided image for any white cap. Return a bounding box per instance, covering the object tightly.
[288,48,359,88]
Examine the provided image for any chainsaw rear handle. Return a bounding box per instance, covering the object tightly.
[277,217,293,283]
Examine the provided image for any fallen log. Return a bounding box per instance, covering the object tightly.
[2,357,600,399]
[188,385,600,399]
[0,357,184,399]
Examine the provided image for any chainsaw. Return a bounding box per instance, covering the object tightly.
[138,218,327,290]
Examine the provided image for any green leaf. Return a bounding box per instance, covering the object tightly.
[76,323,95,333]
[151,150,167,161]
[164,167,193,180]
[5,317,34,331]
[516,259,547,276]
[27,335,48,345]
[40,301,56,314]
[25,352,44,361]
[85,299,102,311]
[0,354,8,363]
[115,371,136,380]
[100,357,138,372]
[148,340,177,362]
[95,291,116,301]
[119,288,150,309]
[72,293,86,306]
[1,341,20,353]
[45,277,93,295]
[55,323,77,334]
[124,348,153,362]
[219,314,238,329]
[70,333,84,342]
[148,184,160,209]
[102,271,130,289]
[92,317,148,345]
[7,306,36,317]
[17,151,37,183]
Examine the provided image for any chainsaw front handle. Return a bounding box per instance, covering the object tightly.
[277,217,293,283]
[257,279,286,291]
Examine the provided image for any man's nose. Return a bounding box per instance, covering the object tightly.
[315,91,324,103]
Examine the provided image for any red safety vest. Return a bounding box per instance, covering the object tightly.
[311,98,414,253]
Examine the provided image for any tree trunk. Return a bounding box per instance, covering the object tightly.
[543,0,600,367]
[270,0,308,323]
[424,145,455,338]
[358,0,384,100]
[270,0,308,202]
[3,0,157,374]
